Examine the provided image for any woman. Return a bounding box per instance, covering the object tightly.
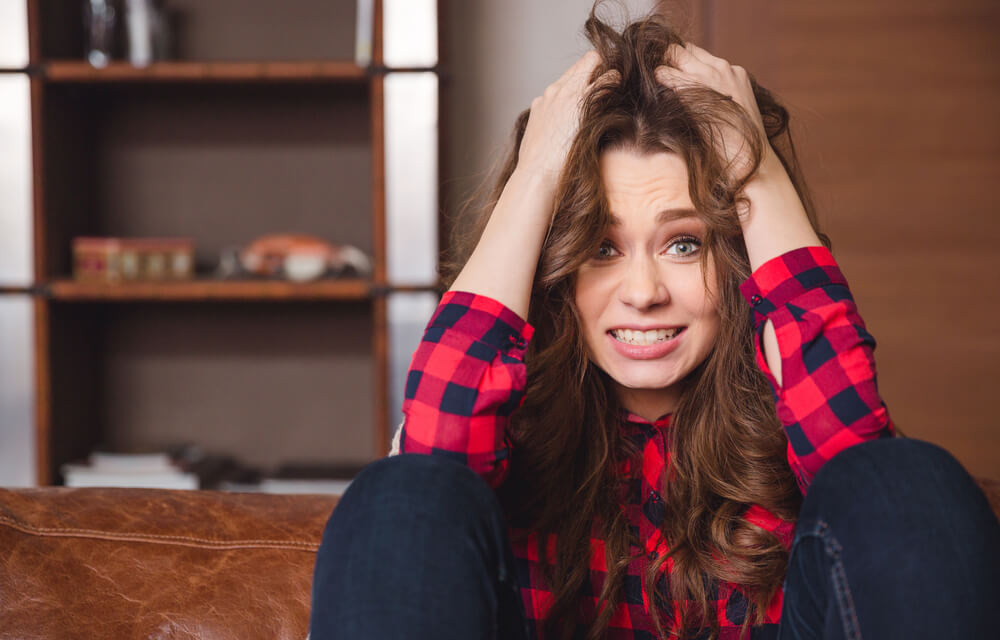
[310,8,1000,640]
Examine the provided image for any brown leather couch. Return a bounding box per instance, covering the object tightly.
[1,480,999,640]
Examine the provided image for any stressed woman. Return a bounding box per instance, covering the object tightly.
[310,7,1000,640]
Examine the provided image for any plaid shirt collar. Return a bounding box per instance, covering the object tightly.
[619,408,672,431]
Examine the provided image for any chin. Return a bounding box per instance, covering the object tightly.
[604,363,682,391]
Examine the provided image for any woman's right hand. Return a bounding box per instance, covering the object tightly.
[516,50,609,185]
[448,52,613,318]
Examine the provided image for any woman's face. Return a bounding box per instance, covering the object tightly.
[575,148,720,421]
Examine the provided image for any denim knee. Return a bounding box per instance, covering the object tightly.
[800,437,990,527]
[783,438,1000,639]
[311,454,524,640]
[318,453,507,551]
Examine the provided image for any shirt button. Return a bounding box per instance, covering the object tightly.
[750,294,763,306]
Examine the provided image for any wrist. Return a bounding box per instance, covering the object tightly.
[511,163,560,193]
[506,167,561,224]
[745,146,790,192]
[740,148,802,217]
[738,147,822,271]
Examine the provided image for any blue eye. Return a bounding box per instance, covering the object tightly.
[665,236,702,257]
[595,242,620,259]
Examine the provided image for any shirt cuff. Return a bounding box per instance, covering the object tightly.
[426,290,535,357]
[739,246,848,318]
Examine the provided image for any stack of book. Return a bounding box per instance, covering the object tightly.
[62,449,364,495]
[62,452,199,490]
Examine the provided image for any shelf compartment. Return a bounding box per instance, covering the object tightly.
[36,0,362,63]
[41,81,373,280]
[43,61,370,84]
[47,300,377,483]
[47,278,372,302]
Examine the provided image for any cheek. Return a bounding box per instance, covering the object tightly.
[683,260,721,318]
[693,286,722,352]
[702,310,721,344]
[574,270,612,334]
[671,272,716,318]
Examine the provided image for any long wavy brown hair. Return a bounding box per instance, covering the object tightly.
[443,5,829,639]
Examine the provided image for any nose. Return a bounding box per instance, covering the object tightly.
[617,255,669,310]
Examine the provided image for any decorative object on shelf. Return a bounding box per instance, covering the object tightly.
[84,0,118,67]
[124,0,172,66]
[219,233,372,282]
[73,236,194,283]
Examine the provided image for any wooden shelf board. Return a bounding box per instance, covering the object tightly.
[0,285,37,295]
[43,61,370,83]
[47,278,373,301]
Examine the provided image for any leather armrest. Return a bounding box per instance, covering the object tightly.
[977,477,1000,520]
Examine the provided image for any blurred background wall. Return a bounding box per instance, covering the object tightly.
[441,0,1000,477]
[2,1,995,485]
[441,0,657,231]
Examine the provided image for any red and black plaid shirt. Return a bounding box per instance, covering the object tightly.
[400,246,895,638]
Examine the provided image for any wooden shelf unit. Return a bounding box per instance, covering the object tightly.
[14,0,436,485]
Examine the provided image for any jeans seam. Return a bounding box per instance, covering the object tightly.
[817,519,862,640]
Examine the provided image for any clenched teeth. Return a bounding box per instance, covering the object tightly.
[610,328,682,345]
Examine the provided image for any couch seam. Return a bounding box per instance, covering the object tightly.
[0,514,320,552]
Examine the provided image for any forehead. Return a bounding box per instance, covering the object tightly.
[599,148,695,225]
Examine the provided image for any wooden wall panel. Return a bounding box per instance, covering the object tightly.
[700,0,1000,476]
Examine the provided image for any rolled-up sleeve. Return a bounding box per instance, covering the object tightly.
[400,290,534,487]
[740,246,895,493]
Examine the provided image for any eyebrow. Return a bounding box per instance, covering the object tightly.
[608,207,699,227]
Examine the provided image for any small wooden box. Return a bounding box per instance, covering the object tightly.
[73,237,195,283]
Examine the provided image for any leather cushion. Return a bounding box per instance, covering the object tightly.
[0,487,338,640]
[977,477,1000,520]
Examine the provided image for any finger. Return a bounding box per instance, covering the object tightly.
[588,68,621,92]
[654,65,701,90]
[558,53,606,106]
[684,42,731,72]
[554,50,602,89]
[664,42,704,73]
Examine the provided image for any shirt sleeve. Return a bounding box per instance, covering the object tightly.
[399,290,534,488]
[739,246,895,493]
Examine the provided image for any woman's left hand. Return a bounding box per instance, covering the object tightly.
[654,43,770,177]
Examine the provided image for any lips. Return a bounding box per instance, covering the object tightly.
[609,327,683,345]
[606,327,686,360]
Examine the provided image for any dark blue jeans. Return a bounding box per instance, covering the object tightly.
[310,439,1000,639]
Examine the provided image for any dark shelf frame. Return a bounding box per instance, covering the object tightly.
[16,0,439,485]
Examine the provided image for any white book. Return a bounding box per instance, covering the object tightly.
[217,480,265,494]
[88,451,175,472]
[258,477,352,495]
[62,464,198,490]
